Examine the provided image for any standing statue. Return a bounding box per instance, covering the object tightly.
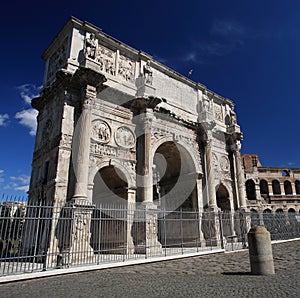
[143,60,153,84]
[202,90,212,111]
[85,33,98,59]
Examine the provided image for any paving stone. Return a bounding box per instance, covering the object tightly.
[0,240,299,297]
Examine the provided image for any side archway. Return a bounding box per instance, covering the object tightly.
[90,160,134,253]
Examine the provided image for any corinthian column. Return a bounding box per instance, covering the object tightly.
[139,109,154,203]
[205,139,217,209]
[131,97,163,204]
[72,86,95,202]
[233,141,247,209]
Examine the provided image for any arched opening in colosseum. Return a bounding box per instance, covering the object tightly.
[262,209,273,233]
[259,179,269,195]
[272,180,281,195]
[91,165,129,253]
[245,179,256,200]
[284,180,293,195]
[295,180,300,194]
[250,209,260,227]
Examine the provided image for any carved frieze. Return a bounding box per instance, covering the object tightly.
[220,156,230,172]
[91,143,135,159]
[83,34,138,82]
[60,133,73,148]
[46,38,68,85]
[91,120,111,143]
[93,44,116,75]
[120,160,136,183]
[91,143,116,157]
[213,153,218,169]
[214,104,223,122]
[115,126,135,148]
[118,54,135,82]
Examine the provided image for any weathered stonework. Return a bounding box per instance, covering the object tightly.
[27,17,249,259]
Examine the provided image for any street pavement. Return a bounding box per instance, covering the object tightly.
[0,240,299,297]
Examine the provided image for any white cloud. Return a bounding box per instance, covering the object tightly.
[17,84,42,105]
[14,185,29,192]
[0,169,4,183]
[182,19,245,63]
[0,114,9,127]
[211,19,245,38]
[183,52,198,62]
[15,109,38,136]
[10,175,30,185]
[3,175,30,193]
[198,42,236,57]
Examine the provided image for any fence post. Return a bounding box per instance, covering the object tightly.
[218,210,224,249]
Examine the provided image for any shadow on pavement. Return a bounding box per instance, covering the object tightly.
[222,272,252,276]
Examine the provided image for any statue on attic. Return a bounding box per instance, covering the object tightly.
[85,33,98,59]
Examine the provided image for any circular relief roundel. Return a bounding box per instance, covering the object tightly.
[115,126,135,148]
[91,120,111,143]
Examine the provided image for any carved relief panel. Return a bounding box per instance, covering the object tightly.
[95,45,116,75]
[118,54,135,82]
[213,152,231,180]
[46,38,68,85]
[91,120,111,143]
[83,33,136,82]
[214,104,223,122]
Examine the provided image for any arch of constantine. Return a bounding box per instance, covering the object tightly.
[24,17,288,259]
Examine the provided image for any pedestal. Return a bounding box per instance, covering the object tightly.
[133,203,162,256]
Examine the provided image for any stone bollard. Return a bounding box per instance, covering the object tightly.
[247,226,275,275]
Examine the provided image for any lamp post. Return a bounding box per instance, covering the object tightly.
[153,165,161,208]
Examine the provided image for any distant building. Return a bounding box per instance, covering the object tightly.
[0,201,26,241]
[242,154,300,213]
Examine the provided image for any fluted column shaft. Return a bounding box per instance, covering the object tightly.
[136,109,153,203]
[72,86,95,201]
[233,142,247,209]
[205,140,217,208]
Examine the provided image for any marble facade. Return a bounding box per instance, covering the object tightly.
[26,17,249,257]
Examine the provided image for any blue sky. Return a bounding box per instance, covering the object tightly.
[1,0,300,196]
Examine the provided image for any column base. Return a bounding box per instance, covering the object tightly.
[68,200,95,264]
[133,202,162,256]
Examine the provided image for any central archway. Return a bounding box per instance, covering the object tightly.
[153,141,199,211]
[153,141,201,247]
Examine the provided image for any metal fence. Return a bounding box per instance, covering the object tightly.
[1,197,300,277]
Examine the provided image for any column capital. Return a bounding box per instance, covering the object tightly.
[72,66,107,89]
[129,96,165,115]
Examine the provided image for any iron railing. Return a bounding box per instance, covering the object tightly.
[1,197,300,276]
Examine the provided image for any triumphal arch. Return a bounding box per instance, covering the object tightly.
[26,17,248,258]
